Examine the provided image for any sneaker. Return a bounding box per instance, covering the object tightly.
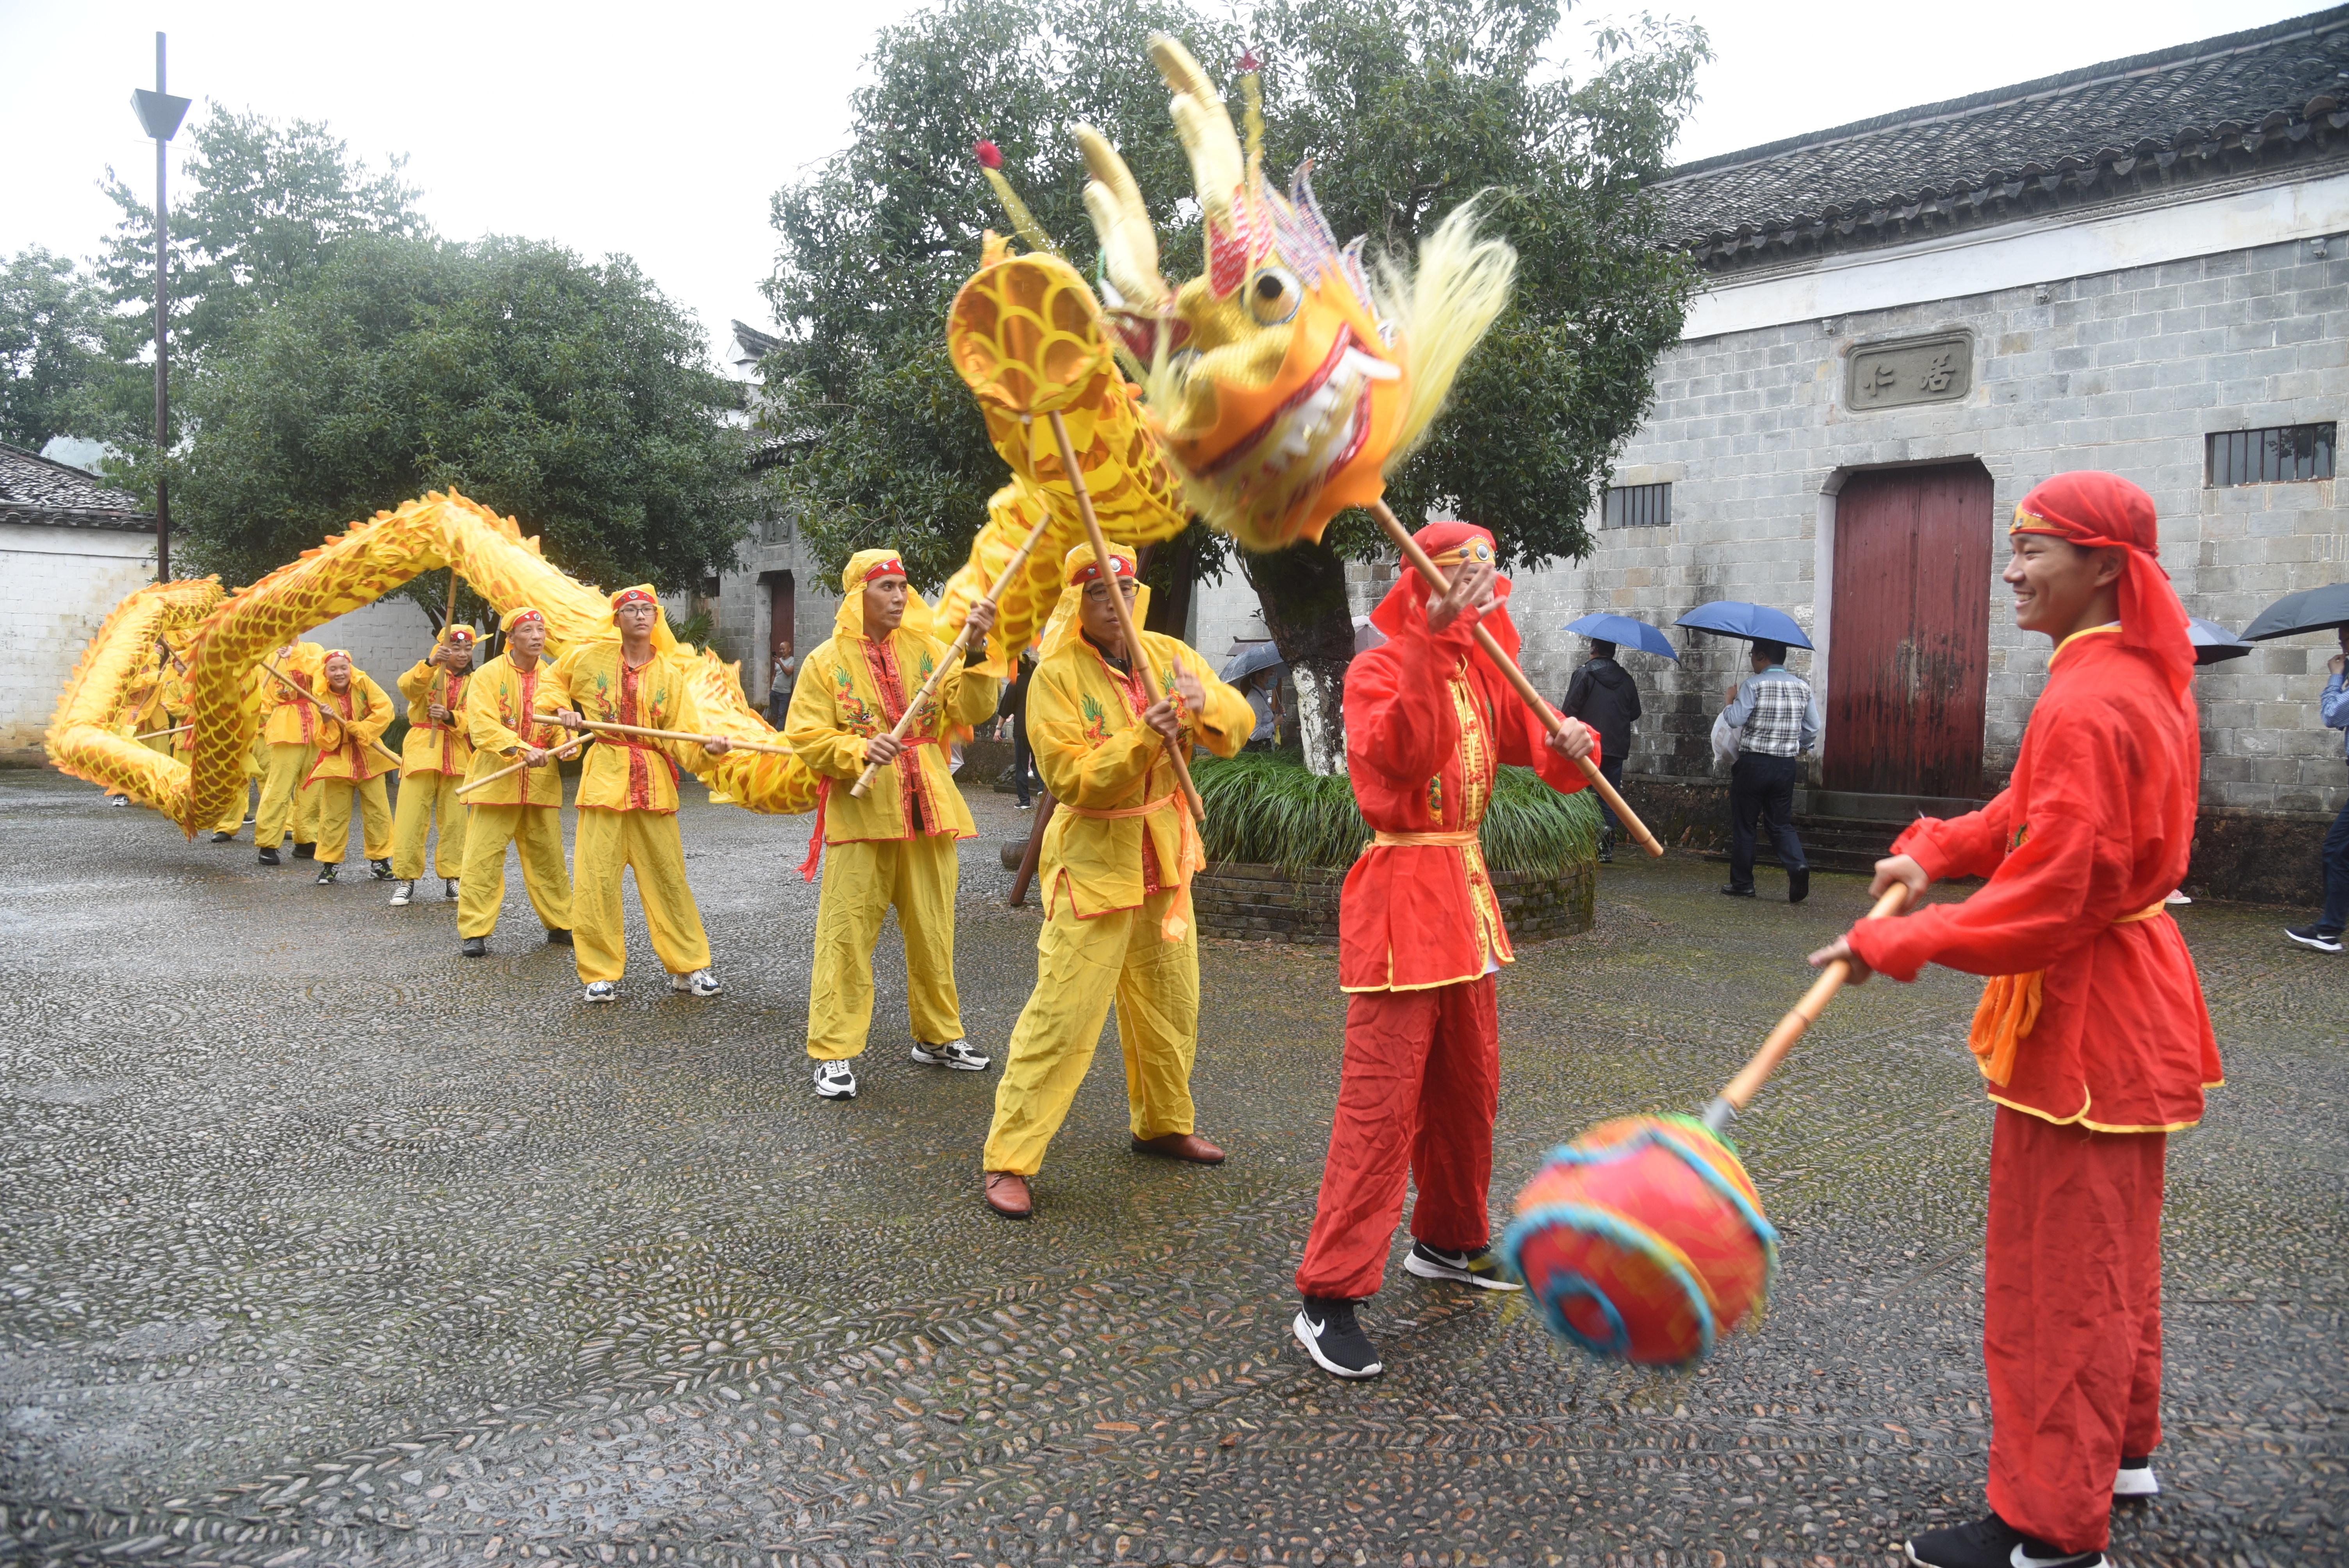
[583,981,618,1004]
[814,1061,857,1100]
[292,842,315,861]
[109,794,130,807]
[1293,1297,1382,1380]
[257,847,281,867]
[459,936,487,958]
[443,877,460,901]
[1720,884,1755,898]
[545,927,573,947]
[315,862,337,885]
[671,968,722,998]
[911,1037,991,1071]
[368,858,393,880]
[1903,1513,2104,1568]
[211,830,236,844]
[2114,1457,2159,1498]
[388,879,416,907]
[1403,1240,1522,1292]
[2285,924,2344,953]
[2164,889,2192,906]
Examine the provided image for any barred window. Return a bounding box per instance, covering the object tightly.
[2207,424,2335,486]
[1604,481,1672,528]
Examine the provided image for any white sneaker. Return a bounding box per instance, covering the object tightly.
[2113,1460,2159,1498]
[911,1037,991,1071]
[813,1061,857,1099]
[2164,888,2191,906]
[388,879,415,907]
[443,877,460,901]
[671,968,722,997]
[583,981,618,1004]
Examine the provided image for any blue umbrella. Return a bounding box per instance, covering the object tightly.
[1673,600,1814,650]
[1563,612,1679,661]
[2186,616,2254,666]
[1219,640,1287,683]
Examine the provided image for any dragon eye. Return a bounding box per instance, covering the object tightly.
[1246,266,1302,326]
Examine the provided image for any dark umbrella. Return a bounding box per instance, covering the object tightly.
[2242,582,2349,641]
[2186,617,2255,666]
[1219,640,1287,683]
[1564,612,1679,661]
[1352,615,1386,655]
[1672,601,1814,650]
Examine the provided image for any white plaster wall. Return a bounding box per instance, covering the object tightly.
[1,524,157,752]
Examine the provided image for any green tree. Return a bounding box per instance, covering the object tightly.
[0,248,112,451]
[177,235,765,609]
[763,0,1706,767]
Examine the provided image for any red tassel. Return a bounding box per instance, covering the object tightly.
[972,139,1002,170]
[798,776,831,882]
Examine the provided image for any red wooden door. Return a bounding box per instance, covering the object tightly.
[1825,463,1993,798]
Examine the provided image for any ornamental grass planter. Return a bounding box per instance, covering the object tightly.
[1188,752,1599,947]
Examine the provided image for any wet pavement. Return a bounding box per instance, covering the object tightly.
[0,768,2340,1568]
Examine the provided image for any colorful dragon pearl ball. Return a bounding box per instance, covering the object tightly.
[1498,1114,1778,1368]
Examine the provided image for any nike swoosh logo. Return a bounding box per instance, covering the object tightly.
[1303,1317,1326,1335]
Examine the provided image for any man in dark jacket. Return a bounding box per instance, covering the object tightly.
[1561,638,1640,861]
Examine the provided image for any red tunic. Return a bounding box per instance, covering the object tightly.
[1848,627,2222,1131]
[1339,598,1594,993]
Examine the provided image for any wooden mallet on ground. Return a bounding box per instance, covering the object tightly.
[1367,501,1663,857]
[849,509,1056,799]
[1045,411,1206,822]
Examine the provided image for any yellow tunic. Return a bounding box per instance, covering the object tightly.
[261,644,328,747]
[304,672,397,784]
[396,660,474,777]
[454,653,572,938]
[542,642,720,813]
[460,653,569,809]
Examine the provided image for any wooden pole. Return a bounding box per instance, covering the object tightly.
[1368,500,1663,859]
[1700,883,1912,1130]
[1007,788,1056,907]
[130,722,193,742]
[849,506,1056,799]
[1044,411,1205,821]
[263,659,405,766]
[455,735,590,797]
[532,711,795,757]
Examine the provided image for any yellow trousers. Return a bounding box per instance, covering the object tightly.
[982,886,1199,1176]
[456,804,572,939]
[572,808,710,983]
[256,744,323,846]
[390,772,469,879]
[314,776,392,865]
[807,834,965,1060]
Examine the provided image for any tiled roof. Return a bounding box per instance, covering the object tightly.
[1664,7,2349,273]
[0,442,154,531]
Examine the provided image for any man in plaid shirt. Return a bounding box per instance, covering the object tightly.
[1721,638,1822,903]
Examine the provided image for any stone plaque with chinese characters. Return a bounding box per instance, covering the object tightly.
[1846,331,1973,411]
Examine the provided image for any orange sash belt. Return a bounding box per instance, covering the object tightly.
[798,735,938,882]
[1056,792,1197,942]
[1969,900,2168,1086]
[1368,828,1481,850]
[1060,792,1176,820]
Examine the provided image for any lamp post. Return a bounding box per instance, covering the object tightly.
[131,32,191,583]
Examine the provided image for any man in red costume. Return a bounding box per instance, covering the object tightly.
[1810,472,2222,1568]
[1292,522,1597,1380]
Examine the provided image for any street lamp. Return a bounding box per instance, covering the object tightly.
[131,32,190,583]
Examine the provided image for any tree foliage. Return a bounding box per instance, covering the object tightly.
[176,235,765,600]
[0,248,112,451]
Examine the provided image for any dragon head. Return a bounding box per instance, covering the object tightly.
[1076,36,1514,554]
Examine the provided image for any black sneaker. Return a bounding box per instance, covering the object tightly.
[368,858,394,880]
[2114,1456,2158,1499]
[460,937,487,958]
[545,927,573,947]
[292,842,316,861]
[1788,867,1810,904]
[1905,1513,2104,1568]
[1720,885,1755,898]
[315,862,337,885]
[1293,1297,1382,1379]
[1403,1241,1522,1292]
[2285,924,2344,954]
[211,830,235,844]
[257,847,281,867]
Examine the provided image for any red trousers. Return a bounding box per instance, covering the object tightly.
[1296,977,1498,1301]
[1985,1105,2167,1552]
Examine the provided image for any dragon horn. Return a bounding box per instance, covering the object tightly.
[1146,33,1242,228]
[1074,125,1169,308]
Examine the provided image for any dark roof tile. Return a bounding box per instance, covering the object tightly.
[0,443,153,531]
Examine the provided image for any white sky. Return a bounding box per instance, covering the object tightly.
[0,0,2324,366]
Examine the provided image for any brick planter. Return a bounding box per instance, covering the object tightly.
[1192,858,1595,946]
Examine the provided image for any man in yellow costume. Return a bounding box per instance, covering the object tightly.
[980,543,1254,1220]
[255,638,327,865]
[387,625,476,907]
[787,550,999,1100]
[107,639,175,806]
[456,606,574,957]
[547,586,731,1002]
[306,649,397,885]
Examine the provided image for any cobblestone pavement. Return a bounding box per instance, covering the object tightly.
[0,770,2340,1568]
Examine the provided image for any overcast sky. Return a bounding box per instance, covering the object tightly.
[2,0,2322,366]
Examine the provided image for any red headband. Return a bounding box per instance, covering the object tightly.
[505,608,544,630]
[442,626,475,643]
[612,589,658,611]
[2012,471,2194,699]
[860,557,908,584]
[1069,553,1137,586]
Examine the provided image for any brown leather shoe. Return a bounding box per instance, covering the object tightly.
[982,1171,1032,1219]
[1131,1131,1226,1165]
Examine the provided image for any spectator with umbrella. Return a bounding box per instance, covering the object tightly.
[1560,613,1675,862]
[2244,584,2349,952]
[1677,602,1821,904]
[1220,640,1288,751]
